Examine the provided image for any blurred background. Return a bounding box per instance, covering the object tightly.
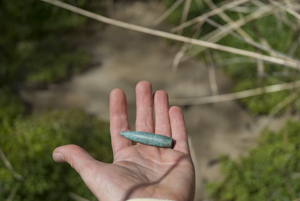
[1,0,300,200]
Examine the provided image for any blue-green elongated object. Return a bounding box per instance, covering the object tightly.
[120,131,174,148]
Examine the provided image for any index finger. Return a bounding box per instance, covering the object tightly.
[110,88,131,158]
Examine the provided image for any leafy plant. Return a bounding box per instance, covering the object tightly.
[206,120,300,201]
[0,110,112,201]
[0,0,91,87]
[0,1,111,200]
[0,88,27,138]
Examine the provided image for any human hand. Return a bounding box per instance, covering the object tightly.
[53,81,195,201]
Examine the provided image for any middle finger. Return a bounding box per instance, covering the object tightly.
[135,81,154,133]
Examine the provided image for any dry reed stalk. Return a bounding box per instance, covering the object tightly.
[153,0,184,26]
[269,91,299,117]
[252,0,264,6]
[182,17,297,64]
[187,135,201,201]
[271,0,300,21]
[227,6,258,14]
[172,22,204,71]
[172,45,189,71]
[169,80,300,105]
[204,0,252,41]
[171,0,251,32]
[257,59,264,83]
[275,10,298,30]
[270,0,299,30]
[0,147,23,181]
[40,0,300,69]
[288,30,300,56]
[183,4,276,58]
[69,192,90,201]
[7,186,18,201]
[186,1,300,65]
[205,51,219,96]
[286,0,300,10]
[199,0,288,70]
[202,4,275,43]
[178,0,192,35]
[265,90,300,129]
[215,57,254,65]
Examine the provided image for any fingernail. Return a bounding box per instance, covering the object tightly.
[53,153,65,162]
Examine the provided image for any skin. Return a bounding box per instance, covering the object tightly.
[53,81,195,201]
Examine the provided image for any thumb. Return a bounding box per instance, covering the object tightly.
[53,144,101,177]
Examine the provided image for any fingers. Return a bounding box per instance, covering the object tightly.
[154,90,171,137]
[169,106,190,154]
[135,81,154,133]
[110,81,189,155]
[110,89,131,156]
[53,145,100,179]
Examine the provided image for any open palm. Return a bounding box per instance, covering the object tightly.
[53,81,195,201]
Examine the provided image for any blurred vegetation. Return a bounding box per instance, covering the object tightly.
[0,110,112,201]
[0,0,92,86]
[163,1,300,200]
[206,120,300,201]
[163,0,300,114]
[0,0,112,200]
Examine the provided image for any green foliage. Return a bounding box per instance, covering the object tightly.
[206,120,300,201]
[15,36,90,84]
[232,78,292,115]
[0,88,26,133]
[0,1,110,200]
[163,0,300,114]
[0,0,90,87]
[0,110,112,201]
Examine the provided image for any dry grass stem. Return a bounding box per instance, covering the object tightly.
[205,51,219,96]
[208,65,219,96]
[172,23,203,71]
[185,1,300,64]
[266,90,300,129]
[188,135,201,199]
[227,6,258,14]
[182,17,297,64]
[202,4,275,43]
[41,0,300,69]
[171,0,251,32]
[7,186,18,201]
[288,32,300,56]
[184,4,277,58]
[69,192,90,201]
[276,10,298,30]
[271,0,300,21]
[257,59,264,83]
[269,92,299,117]
[172,45,189,71]
[252,0,266,7]
[170,80,300,105]
[153,0,184,26]
[0,147,23,181]
[178,0,192,35]
[187,0,293,63]
[215,57,254,65]
[204,0,252,40]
